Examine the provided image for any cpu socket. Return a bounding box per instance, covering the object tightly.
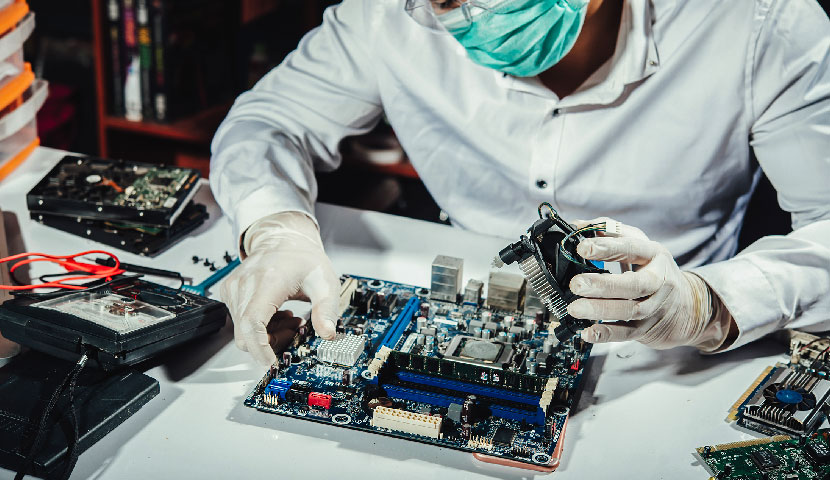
[443,336,514,368]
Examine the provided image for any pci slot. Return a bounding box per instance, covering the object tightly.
[378,297,421,352]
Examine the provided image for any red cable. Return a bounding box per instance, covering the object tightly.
[0,250,124,291]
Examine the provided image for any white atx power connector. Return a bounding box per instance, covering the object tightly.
[371,406,443,439]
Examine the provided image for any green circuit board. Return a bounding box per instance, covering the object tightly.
[697,431,830,479]
[245,274,592,469]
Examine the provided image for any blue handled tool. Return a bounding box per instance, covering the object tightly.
[182,258,240,296]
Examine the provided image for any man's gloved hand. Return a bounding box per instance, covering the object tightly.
[220,212,339,366]
[567,219,734,352]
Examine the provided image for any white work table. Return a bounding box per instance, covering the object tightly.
[0,148,793,479]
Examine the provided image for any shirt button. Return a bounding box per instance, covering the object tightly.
[552,109,561,117]
[536,179,548,189]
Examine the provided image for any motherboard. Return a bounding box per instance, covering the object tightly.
[245,257,592,470]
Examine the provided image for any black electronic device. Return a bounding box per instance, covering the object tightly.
[27,155,201,227]
[0,277,228,370]
[495,204,611,342]
[0,351,159,479]
[31,202,209,257]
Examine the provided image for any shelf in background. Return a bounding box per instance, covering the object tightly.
[104,103,232,144]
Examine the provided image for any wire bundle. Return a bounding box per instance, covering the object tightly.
[0,250,123,291]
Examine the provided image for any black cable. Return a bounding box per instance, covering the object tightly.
[38,271,95,283]
[10,275,143,300]
[59,350,89,480]
[14,351,89,480]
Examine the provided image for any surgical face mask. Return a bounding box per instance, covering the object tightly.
[433,0,588,77]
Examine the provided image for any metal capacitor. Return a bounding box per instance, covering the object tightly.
[481,329,492,340]
[527,361,537,375]
[416,316,428,331]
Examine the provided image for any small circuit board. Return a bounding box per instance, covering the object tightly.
[725,331,830,438]
[245,265,592,470]
[696,431,830,480]
[27,155,201,227]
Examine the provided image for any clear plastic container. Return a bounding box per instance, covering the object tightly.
[0,65,46,182]
[0,1,33,93]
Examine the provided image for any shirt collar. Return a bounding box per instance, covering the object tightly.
[500,0,664,107]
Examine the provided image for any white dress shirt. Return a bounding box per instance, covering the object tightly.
[210,0,830,350]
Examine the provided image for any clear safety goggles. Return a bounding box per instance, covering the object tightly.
[404,0,588,33]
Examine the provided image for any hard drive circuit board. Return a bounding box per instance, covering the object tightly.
[245,274,591,469]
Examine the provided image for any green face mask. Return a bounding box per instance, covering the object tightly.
[439,0,588,78]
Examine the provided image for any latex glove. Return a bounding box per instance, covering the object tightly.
[0,331,19,359]
[567,219,733,352]
[220,212,339,366]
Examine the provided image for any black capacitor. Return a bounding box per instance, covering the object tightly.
[534,310,545,326]
[461,423,472,441]
[351,287,365,307]
[420,302,430,317]
[282,351,292,368]
[342,370,353,386]
[364,291,377,316]
[460,395,477,424]
[380,293,398,317]
[298,326,307,339]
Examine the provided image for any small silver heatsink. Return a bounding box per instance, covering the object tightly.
[318,333,366,366]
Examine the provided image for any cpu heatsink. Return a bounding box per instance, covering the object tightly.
[741,366,830,436]
[519,256,567,320]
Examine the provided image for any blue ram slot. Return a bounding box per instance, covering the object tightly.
[265,379,292,399]
[384,384,462,408]
[379,297,421,351]
[384,384,545,425]
[396,371,541,406]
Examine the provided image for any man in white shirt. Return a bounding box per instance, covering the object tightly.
[211,0,830,367]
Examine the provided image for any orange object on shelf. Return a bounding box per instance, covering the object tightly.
[0,0,28,36]
[0,61,32,110]
[0,135,38,181]
[0,64,46,183]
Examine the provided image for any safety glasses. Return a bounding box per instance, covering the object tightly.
[404,0,588,33]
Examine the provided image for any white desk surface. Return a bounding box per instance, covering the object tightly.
[0,148,793,480]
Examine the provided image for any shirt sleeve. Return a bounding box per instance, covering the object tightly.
[209,0,383,241]
[691,0,830,350]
